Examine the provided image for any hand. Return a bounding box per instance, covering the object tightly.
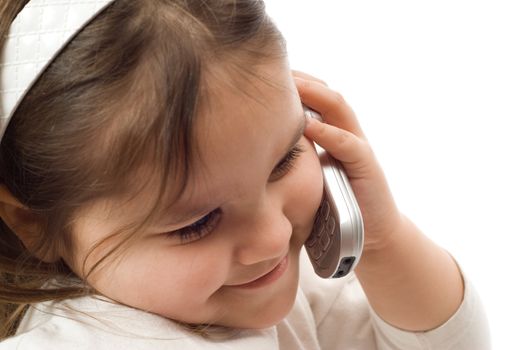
[294,72,467,331]
[293,70,403,253]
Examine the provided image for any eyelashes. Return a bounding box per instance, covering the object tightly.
[165,143,305,244]
[270,144,305,181]
[166,208,222,244]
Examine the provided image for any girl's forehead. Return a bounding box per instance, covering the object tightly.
[200,62,298,131]
[196,66,299,157]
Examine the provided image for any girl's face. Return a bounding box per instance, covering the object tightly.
[69,61,323,329]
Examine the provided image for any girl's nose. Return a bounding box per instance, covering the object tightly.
[232,203,292,266]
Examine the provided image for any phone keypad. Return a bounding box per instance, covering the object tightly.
[326,217,336,237]
[306,199,336,261]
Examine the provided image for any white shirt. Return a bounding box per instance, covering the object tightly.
[0,250,491,349]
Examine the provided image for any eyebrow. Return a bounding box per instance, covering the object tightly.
[158,113,307,227]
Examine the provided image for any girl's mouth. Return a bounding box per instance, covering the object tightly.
[229,254,289,290]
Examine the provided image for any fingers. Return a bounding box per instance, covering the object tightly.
[292,71,373,178]
[293,71,373,177]
[294,76,365,139]
[304,117,373,179]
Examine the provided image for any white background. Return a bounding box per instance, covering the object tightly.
[265,1,522,348]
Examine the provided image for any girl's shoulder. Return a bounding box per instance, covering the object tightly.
[2,295,280,349]
[2,252,367,350]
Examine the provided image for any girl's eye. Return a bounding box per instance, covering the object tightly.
[269,144,305,182]
[163,144,303,243]
[165,208,222,244]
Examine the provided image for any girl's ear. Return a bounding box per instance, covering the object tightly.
[0,184,59,262]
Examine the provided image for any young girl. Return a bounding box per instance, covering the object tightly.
[0,0,490,349]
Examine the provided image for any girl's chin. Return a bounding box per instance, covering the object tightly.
[211,255,300,329]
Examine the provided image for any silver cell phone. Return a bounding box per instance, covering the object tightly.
[303,106,364,278]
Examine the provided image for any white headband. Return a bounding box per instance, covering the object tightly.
[0,0,116,142]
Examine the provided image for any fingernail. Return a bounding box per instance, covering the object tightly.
[304,110,312,123]
[305,108,323,122]
[304,111,317,128]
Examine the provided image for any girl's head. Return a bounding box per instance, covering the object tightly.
[0,0,323,337]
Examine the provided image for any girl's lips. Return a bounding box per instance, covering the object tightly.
[230,254,289,290]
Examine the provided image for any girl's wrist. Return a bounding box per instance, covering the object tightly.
[360,211,406,256]
[355,212,416,277]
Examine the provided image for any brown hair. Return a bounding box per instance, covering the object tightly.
[0,0,286,339]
